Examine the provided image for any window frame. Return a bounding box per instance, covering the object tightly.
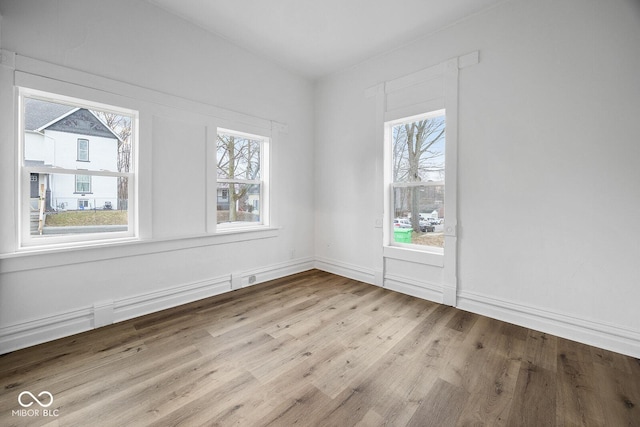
[385,109,446,254]
[214,127,270,232]
[74,174,92,194]
[77,138,89,162]
[18,87,139,249]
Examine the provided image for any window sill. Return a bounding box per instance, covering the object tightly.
[215,224,269,233]
[0,227,280,274]
[383,245,444,267]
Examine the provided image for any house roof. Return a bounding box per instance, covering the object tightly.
[24,98,121,141]
[24,98,75,132]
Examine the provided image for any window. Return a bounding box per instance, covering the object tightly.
[75,174,92,193]
[216,128,269,229]
[387,109,446,249]
[375,53,474,302]
[20,88,137,246]
[77,138,89,161]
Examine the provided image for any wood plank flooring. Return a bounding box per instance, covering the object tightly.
[1,269,639,426]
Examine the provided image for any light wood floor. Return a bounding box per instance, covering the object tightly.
[1,270,639,426]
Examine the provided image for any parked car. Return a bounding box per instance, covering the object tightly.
[419,219,435,232]
[394,218,412,228]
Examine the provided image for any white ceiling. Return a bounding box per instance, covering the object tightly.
[148,0,504,79]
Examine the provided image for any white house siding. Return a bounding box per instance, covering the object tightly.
[23,128,119,210]
[24,131,54,165]
[41,129,118,210]
[43,130,117,171]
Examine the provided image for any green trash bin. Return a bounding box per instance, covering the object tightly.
[393,228,412,243]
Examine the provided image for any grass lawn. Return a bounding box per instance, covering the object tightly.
[411,231,445,248]
[217,211,260,223]
[45,210,128,226]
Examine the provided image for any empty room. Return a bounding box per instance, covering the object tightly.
[0,0,639,425]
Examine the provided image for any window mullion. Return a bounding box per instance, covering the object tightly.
[24,166,131,179]
[217,178,261,185]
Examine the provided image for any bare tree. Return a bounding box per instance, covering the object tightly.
[217,133,260,222]
[93,111,132,209]
[393,116,445,231]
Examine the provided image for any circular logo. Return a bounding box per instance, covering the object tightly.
[18,391,54,408]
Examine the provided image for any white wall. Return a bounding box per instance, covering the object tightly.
[0,0,315,353]
[314,0,640,356]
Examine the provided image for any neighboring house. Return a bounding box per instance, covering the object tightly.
[24,98,121,211]
[246,186,260,214]
[216,187,230,211]
[216,185,260,215]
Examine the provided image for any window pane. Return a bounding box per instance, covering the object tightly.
[392,114,445,183]
[75,175,91,193]
[392,185,444,248]
[23,97,133,173]
[77,139,89,161]
[216,182,261,225]
[28,173,128,236]
[21,89,137,246]
[390,111,445,248]
[216,132,261,180]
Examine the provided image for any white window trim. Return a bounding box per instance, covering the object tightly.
[380,73,454,264]
[18,87,139,249]
[368,51,479,306]
[77,138,89,161]
[214,127,270,232]
[75,174,92,194]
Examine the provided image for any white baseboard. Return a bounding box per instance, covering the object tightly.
[0,308,93,355]
[240,257,315,288]
[113,275,232,323]
[442,284,457,307]
[314,257,375,284]
[457,290,640,359]
[312,258,640,358]
[384,273,443,304]
[312,259,447,312]
[0,258,315,354]
[3,257,639,359]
